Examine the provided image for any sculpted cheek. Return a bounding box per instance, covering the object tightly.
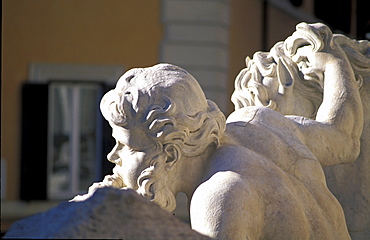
[123,153,152,189]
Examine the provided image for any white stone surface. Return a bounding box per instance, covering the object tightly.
[232,22,370,239]
[76,58,356,239]
[5,187,210,239]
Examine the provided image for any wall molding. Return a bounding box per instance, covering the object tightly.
[29,63,124,84]
[160,0,231,113]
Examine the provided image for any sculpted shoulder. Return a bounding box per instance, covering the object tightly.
[225,106,321,182]
[227,106,299,130]
[226,106,312,153]
[190,145,266,239]
[190,144,317,239]
[226,106,304,143]
[194,144,292,201]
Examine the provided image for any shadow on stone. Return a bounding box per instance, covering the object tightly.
[4,187,210,239]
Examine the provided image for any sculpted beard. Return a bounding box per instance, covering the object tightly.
[136,151,177,212]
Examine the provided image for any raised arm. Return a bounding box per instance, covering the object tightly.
[284,23,364,167]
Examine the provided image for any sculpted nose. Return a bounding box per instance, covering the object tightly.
[107,143,121,165]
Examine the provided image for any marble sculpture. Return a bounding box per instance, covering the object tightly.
[232,22,370,239]
[70,22,370,240]
[5,188,210,239]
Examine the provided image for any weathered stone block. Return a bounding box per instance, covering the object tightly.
[4,187,210,239]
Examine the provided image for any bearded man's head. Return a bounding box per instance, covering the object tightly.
[100,63,226,211]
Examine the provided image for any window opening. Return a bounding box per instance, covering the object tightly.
[48,81,104,199]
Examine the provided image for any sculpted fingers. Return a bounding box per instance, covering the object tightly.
[103,173,125,188]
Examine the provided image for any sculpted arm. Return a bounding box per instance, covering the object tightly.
[284,23,363,166]
[71,170,124,202]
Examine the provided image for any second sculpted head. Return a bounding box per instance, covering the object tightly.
[100,63,226,211]
[232,22,370,119]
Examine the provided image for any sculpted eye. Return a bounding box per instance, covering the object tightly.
[122,144,139,154]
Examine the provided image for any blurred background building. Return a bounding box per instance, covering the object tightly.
[2,0,369,235]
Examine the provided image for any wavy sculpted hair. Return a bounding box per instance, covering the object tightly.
[232,22,370,119]
[100,63,226,211]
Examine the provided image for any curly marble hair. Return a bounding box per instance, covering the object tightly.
[100,63,226,211]
[232,41,323,118]
[285,22,370,87]
[232,22,370,119]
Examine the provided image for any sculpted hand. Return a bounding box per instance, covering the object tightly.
[70,173,125,202]
[284,22,351,84]
[87,173,125,192]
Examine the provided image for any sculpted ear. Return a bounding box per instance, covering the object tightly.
[164,144,181,171]
[277,58,294,95]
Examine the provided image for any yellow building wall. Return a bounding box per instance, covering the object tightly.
[268,5,303,50]
[228,0,314,113]
[2,0,315,202]
[228,0,263,114]
[2,0,163,200]
[2,0,319,234]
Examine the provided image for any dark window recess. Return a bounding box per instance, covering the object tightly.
[314,0,352,35]
[102,84,116,176]
[356,0,370,40]
[20,83,115,201]
[315,0,370,40]
[21,83,49,201]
